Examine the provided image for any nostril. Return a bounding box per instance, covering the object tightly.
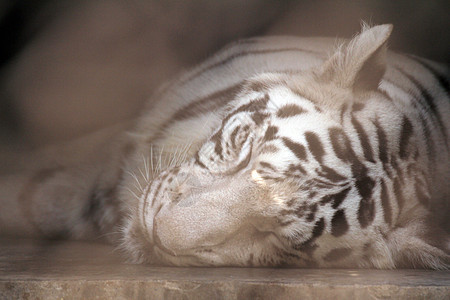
[172,192,182,203]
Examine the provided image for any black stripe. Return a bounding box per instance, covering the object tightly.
[280,250,302,261]
[357,193,375,229]
[85,187,102,224]
[320,186,351,208]
[318,166,346,183]
[210,129,224,160]
[408,55,450,95]
[84,183,119,234]
[419,115,436,162]
[396,66,448,147]
[150,173,170,207]
[380,179,392,226]
[181,46,324,88]
[379,80,436,163]
[286,198,297,207]
[150,83,242,143]
[306,203,318,222]
[331,209,349,237]
[337,116,378,227]
[263,126,278,141]
[374,119,389,164]
[259,144,279,154]
[228,93,270,118]
[329,127,353,163]
[259,161,277,171]
[278,219,295,227]
[354,161,376,229]
[310,217,325,240]
[305,131,325,163]
[230,126,240,150]
[383,78,431,121]
[339,104,348,123]
[194,152,207,169]
[277,104,306,118]
[295,204,306,218]
[283,137,307,161]
[225,145,252,175]
[262,175,282,181]
[353,164,375,200]
[398,116,413,159]
[294,217,324,254]
[323,247,352,262]
[228,125,250,153]
[393,177,404,211]
[286,163,307,176]
[251,111,269,126]
[377,88,394,102]
[245,79,270,92]
[390,156,404,185]
[351,115,375,162]
[176,83,242,122]
[352,102,365,112]
[311,178,338,189]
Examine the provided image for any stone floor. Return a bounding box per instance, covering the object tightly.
[0,238,448,299]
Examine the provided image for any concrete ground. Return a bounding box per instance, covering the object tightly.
[0,238,449,299]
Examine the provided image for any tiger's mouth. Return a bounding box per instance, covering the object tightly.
[148,195,226,265]
[151,217,175,256]
[151,201,288,267]
[144,167,263,253]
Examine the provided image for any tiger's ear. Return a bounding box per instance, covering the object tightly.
[319,24,393,92]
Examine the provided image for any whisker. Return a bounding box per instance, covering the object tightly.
[126,171,143,192]
[125,187,141,201]
[142,154,150,182]
[168,146,178,168]
[157,145,165,172]
[137,166,148,187]
[150,145,155,173]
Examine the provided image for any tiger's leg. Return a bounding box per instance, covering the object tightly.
[0,123,130,241]
[386,218,450,270]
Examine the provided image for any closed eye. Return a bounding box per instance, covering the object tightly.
[225,143,253,175]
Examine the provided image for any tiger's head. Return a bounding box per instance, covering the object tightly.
[121,24,447,268]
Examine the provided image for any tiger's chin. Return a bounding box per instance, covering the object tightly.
[122,211,287,267]
[117,170,285,266]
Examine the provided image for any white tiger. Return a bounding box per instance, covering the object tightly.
[0,24,448,269]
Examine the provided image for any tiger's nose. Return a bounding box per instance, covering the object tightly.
[153,176,256,254]
[154,192,235,253]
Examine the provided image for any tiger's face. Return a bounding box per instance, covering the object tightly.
[135,77,370,266]
[121,24,423,267]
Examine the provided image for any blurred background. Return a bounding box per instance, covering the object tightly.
[0,0,448,148]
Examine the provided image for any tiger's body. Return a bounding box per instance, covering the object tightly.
[0,25,448,269]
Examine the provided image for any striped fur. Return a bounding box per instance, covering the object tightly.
[0,25,448,269]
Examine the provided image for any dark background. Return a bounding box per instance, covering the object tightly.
[0,0,449,147]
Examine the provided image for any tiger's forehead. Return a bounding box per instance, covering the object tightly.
[266,85,321,113]
[230,85,308,117]
[230,84,340,135]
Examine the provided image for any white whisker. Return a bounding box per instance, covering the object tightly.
[142,154,150,181]
[137,165,148,187]
[150,145,155,173]
[125,187,141,201]
[126,171,143,192]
